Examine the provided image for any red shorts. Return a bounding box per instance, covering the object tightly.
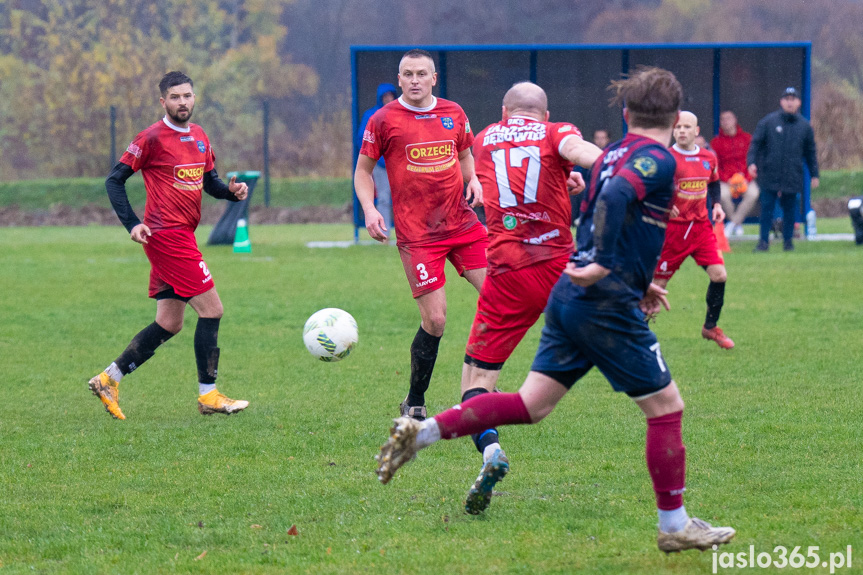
[398,223,489,298]
[143,229,214,298]
[466,254,569,364]
[654,219,724,280]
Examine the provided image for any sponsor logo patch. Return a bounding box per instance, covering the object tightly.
[173,163,206,191]
[180,136,194,142]
[126,143,142,159]
[677,178,708,197]
[633,156,657,177]
[503,215,517,230]
[558,125,573,133]
[405,140,456,172]
[441,117,454,130]
[363,129,375,144]
[414,114,437,119]
[465,119,471,133]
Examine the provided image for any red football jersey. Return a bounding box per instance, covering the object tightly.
[668,144,718,222]
[473,116,579,275]
[120,117,216,232]
[360,96,478,246]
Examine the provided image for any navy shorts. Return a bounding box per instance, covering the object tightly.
[530,276,672,397]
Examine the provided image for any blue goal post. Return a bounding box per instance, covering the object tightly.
[351,42,812,241]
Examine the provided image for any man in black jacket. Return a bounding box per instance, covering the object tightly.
[747,87,819,251]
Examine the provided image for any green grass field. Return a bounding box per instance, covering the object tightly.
[1,222,861,574]
[0,170,860,211]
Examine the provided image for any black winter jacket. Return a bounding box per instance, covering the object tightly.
[746,110,819,194]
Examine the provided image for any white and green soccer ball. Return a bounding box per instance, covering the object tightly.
[303,308,358,362]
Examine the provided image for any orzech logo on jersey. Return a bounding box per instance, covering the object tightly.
[405,140,456,171]
[173,163,206,191]
[441,117,454,130]
[197,141,206,153]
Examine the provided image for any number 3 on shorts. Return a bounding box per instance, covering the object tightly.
[416,263,429,281]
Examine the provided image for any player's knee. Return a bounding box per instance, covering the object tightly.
[708,268,727,283]
[157,318,183,335]
[202,301,224,319]
[423,314,446,336]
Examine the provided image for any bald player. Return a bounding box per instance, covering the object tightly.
[655,111,734,349]
[456,81,602,513]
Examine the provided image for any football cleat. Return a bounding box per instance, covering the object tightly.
[376,416,421,484]
[465,448,509,515]
[88,372,126,420]
[197,389,249,415]
[657,517,736,553]
[702,326,735,349]
[752,241,769,252]
[399,398,427,421]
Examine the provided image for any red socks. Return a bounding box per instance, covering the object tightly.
[645,410,687,510]
[435,392,532,439]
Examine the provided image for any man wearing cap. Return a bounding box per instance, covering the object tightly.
[747,87,819,251]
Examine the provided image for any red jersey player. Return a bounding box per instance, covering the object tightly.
[459,82,602,513]
[655,111,734,349]
[88,71,250,420]
[355,49,488,421]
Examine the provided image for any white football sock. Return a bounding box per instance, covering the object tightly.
[199,383,216,395]
[483,442,502,464]
[658,505,689,533]
[416,419,441,448]
[105,362,124,383]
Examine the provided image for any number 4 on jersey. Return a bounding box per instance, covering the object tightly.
[491,146,541,208]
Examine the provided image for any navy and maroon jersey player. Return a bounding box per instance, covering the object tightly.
[354,49,488,423]
[654,111,734,350]
[376,67,736,553]
[456,82,602,514]
[88,71,250,421]
[573,132,677,301]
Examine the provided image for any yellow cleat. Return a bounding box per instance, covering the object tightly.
[88,372,126,420]
[197,389,249,415]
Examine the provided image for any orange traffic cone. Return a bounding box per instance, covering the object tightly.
[714,222,731,253]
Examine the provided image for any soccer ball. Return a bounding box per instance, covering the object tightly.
[302,308,358,362]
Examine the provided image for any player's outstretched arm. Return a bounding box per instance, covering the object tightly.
[354,154,387,242]
[227,175,248,201]
[640,282,671,319]
[560,136,603,170]
[458,149,483,207]
[203,169,245,202]
[105,162,142,233]
[129,223,152,245]
[567,171,586,195]
[563,262,610,287]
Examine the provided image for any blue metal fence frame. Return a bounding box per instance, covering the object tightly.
[351,42,812,241]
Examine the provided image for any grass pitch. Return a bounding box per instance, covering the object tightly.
[0,222,860,574]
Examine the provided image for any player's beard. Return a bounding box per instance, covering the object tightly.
[167,104,194,124]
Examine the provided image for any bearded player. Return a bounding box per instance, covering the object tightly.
[654,111,734,349]
[460,82,602,514]
[355,49,488,422]
[88,71,250,419]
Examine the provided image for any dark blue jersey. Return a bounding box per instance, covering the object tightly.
[573,133,676,301]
